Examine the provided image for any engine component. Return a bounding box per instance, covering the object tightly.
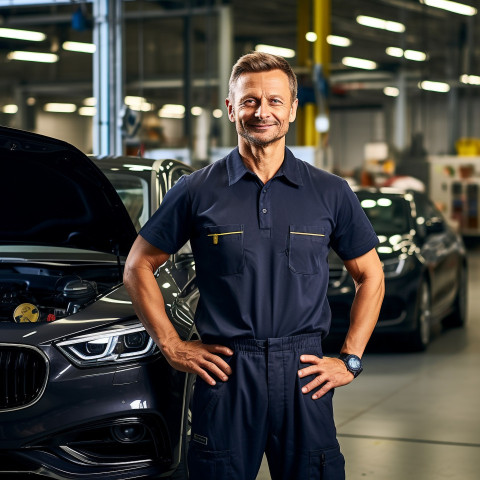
[13,303,40,323]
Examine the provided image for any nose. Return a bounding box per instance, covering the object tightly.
[255,98,271,119]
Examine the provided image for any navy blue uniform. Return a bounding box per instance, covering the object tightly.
[140,147,378,479]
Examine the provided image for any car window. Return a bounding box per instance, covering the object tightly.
[104,173,149,232]
[356,194,410,235]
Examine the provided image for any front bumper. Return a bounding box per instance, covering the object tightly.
[0,343,187,479]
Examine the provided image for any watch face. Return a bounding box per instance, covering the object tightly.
[348,357,361,370]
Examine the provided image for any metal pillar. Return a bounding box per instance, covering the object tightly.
[93,0,124,156]
[393,69,407,152]
[218,5,233,147]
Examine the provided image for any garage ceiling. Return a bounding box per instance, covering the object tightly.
[0,0,478,115]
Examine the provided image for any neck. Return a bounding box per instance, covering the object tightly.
[238,138,286,184]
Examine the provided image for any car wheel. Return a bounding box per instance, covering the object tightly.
[444,265,467,328]
[410,280,431,351]
[170,373,195,479]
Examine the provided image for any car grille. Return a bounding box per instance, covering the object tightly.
[0,345,48,411]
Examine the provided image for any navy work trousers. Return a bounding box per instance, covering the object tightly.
[187,334,345,480]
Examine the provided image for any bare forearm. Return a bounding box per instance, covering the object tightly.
[341,274,385,356]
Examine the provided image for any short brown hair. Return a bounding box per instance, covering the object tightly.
[228,52,298,104]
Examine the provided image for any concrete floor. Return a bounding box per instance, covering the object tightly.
[256,248,480,480]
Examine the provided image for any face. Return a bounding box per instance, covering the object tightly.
[226,70,298,148]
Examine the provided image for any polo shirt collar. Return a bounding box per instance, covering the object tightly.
[226,147,303,187]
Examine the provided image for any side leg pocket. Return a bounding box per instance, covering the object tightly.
[188,444,231,480]
[309,445,345,480]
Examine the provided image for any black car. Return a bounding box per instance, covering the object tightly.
[0,126,197,479]
[327,188,467,351]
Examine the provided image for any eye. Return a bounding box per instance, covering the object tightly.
[242,99,257,106]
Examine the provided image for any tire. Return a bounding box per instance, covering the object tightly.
[444,264,468,328]
[169,373,195,480]
[409,280,431,351]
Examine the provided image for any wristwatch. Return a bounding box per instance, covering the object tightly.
[339,353,363,378]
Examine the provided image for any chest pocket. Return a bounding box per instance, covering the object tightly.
[205,224,244,275]
[288,225,329,275]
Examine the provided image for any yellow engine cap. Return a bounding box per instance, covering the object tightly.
[13,303,40,323]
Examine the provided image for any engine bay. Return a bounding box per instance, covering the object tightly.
[0,261,123,323]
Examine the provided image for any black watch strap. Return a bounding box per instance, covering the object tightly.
[339,353,363,378]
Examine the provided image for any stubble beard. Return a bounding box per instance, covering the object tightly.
[237,121,289,148]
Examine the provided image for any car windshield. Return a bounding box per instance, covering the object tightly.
[356,193,410,235]
[104,173,150,232]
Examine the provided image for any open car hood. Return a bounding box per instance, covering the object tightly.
[0,126,137,257]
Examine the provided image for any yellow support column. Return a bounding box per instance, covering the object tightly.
[296,0,310,146]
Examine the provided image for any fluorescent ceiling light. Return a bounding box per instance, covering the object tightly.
[62,41,96,53]
[306,32,318,42]
[0,27,46,42]
[327,35,351,47]
[125,95,154,112]
[418,80,450,92]
[191,106,203,116]
[386,47,404,57]
[404,49,427,61]
[213,109,223,118]
[159,104,185,119]
[255,44,296,58]
[342,56,377,70]
[420,0,477,16]
[79,106,96,116]
[383,86,400,97]
[44,103,77,113]
[356,15,405,33]
[83,97,96,106]
[460,74,480,85]
[386,47,427,61]
[2,104,18,114]
[7,50,58,63]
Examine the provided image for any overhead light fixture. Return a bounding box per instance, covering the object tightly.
[7,50,58,63]
[213,109,223,118]
[356,15,405,33]
[78,106,96,116]
[255,44,296,58]
[44,103,77,113]
[305,32,318,42]
[342,56,378,70]
[158,104,185,119]
[419,0,477,16]
[327,35,351,47]
[62,41,96,53]
[0,27,46,42]
[191,106,203,116]
[1,104,18,114]
[383,86,400,97]
[83,97,97,106]
[386,47,404,57]
[125,95,154,112]
[404,49,427,61]
[418,80,450,92]
[386,47,427,61]
[460,74,480,85]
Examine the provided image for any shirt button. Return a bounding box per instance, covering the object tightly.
[262,208,268,214]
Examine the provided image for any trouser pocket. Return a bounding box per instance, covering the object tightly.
[309,445,345,480]
[188,444,231,480]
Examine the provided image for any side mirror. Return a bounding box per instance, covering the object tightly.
[426,217,445,234]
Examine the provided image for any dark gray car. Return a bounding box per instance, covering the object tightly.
[0,126,197,479]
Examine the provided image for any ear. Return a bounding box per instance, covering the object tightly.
[289,98,299,123]
[225,98,235,123]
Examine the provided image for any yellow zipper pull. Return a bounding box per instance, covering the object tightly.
[213,234,218,245]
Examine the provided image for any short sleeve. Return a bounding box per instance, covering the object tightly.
[331,181,379,260]
[139,175,192,254]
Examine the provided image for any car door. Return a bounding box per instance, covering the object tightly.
[416,193,460,317]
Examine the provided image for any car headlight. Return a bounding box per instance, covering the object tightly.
[382,254,415,278]
[56,325,157,367]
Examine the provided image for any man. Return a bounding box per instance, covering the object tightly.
[124,52,384,480]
